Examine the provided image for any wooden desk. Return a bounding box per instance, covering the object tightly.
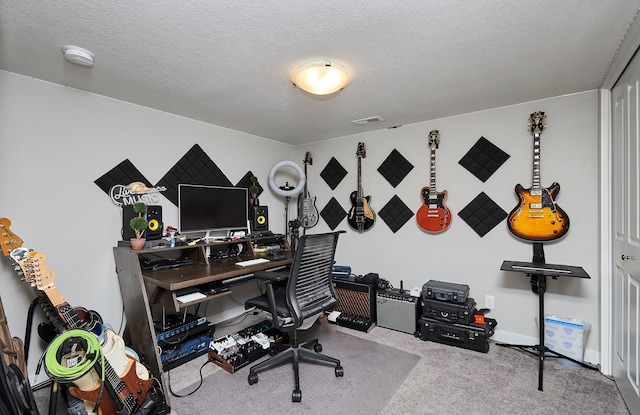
[112,235,292,403]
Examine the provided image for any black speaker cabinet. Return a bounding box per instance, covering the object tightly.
[251,205,269,232]
[333,279,376,321]
[376,290,419,334]
[122,205,163,240]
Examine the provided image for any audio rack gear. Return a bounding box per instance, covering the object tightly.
[155,315,209,342]
[160,334,212,371]
[208,319,288,373]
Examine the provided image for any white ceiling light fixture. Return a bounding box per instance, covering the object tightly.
[62,45,94,67]
[291,61,351,95]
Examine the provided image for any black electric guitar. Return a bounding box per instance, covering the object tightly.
[507,111,570,241]
[297,151,319,228]
[348,142,375,232]
[416,130,452,233]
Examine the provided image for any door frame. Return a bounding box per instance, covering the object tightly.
[600,15,640,377]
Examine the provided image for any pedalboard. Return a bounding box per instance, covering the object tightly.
[208,319,287,373]
[335,313,375,332]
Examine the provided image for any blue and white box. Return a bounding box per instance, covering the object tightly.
[543,314,590,362]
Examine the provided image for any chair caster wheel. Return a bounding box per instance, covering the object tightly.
[314,343,323,353]
[268,346,278,356]
[292,389,302,402]
[335,366,344,377]
[248,373,258,385]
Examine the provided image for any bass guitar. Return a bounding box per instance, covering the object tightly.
[297,151,319,228]
[416,130,452,233]
[348,142,375,232]
[507,111,570,241]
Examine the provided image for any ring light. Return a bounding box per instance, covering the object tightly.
[268,160,306,197]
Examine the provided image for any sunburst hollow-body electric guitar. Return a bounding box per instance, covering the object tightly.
[507,111,570,241]
[416,130,452,233]
[348,142,375,232]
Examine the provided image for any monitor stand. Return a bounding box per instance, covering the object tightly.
[498,242,596,391]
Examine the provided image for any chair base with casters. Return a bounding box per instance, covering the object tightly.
[246,319,344,402]
[244,231,345,402]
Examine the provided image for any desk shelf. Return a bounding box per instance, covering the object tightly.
[113,234,292,404]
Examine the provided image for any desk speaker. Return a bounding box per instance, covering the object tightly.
[122,205,163,240]
[251,205,269,232]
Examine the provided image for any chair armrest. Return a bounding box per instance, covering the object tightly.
[254,270,289,283]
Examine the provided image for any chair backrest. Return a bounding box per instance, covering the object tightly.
[286,231,342,328]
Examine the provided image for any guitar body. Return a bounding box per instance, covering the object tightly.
[297,193,319,228]
[507,182,569,241]
[100,328,149,380]
[348,191,375,231]
[416,187,452,233]
[69,359,152,415]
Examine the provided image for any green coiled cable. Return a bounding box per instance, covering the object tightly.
[43,329,105,383]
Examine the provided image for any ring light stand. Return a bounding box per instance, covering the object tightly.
[499,242,595,391]
[267,160,306,251]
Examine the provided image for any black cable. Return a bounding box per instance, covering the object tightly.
[167,357,214,398]
[24,297,44,364]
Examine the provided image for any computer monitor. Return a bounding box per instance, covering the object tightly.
[178,184,248,239]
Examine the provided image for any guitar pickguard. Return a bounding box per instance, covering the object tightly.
[416,188,452,233]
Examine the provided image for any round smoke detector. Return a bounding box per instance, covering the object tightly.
[62,45,94,67]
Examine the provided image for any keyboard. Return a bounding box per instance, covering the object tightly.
[235,258,270,267]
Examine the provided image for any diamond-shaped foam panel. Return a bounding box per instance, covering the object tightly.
[155,144,232,206]
[378,195,414,233]
[320,197,347,230]
[458,192,507,237]
[377,149,414,188]
[94,159,152,195]
[458,136,510,182]
[320,157,348,190]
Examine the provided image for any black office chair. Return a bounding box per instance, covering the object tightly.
[244,231,344,402]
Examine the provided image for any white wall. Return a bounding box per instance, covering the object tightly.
[0,70,601,383]
[0,71,294,382]
[296,91,600,361]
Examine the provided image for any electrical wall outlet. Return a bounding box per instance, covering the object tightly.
[485,295,495,309]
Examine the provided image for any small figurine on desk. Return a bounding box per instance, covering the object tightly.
[166,225,177,247]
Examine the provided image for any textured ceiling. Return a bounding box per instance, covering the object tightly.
[0,1,638,145]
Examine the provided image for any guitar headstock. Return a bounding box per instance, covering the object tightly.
[528,111,546,135]
[0,218,23,256]
[428,130,440,149]
[11,249,56,290]
[356,142,366,158]
[304,151,313,166]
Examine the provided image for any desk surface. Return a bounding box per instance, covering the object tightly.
[143,255,293,291]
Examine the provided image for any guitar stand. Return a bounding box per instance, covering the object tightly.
[498,243,596,391]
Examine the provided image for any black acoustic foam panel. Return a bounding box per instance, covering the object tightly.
[378,195,414,233]
[458,192,507,237]
[155,144,231,206]
[320,157,348,190]
[377,149,414,188]
[458,136,510,182]
[320,197,347,230]
[94,159,152,195]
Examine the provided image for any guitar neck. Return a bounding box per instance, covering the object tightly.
[101,359,140,414]
[430,147,437,192]
[303,163,309,196]
[41,285,83,329]
[357,157,363,200]
[531,132,542,193]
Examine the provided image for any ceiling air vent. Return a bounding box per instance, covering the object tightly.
[351,116,384,126]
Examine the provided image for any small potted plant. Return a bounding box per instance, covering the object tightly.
[249,176,260,206]
[129,202,148,250]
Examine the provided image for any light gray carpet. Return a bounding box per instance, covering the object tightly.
[169,321,420,415]
[32,312,631,415]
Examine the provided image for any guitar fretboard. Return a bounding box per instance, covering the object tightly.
[430,147,437,193]
[531,132,542,194]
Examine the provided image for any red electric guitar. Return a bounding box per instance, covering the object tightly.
[416,130,452,233]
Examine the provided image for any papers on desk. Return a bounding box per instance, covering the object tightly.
[176,291,207,303]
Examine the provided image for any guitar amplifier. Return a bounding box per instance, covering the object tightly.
[376,289,419,334]
[333,278,376,331]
